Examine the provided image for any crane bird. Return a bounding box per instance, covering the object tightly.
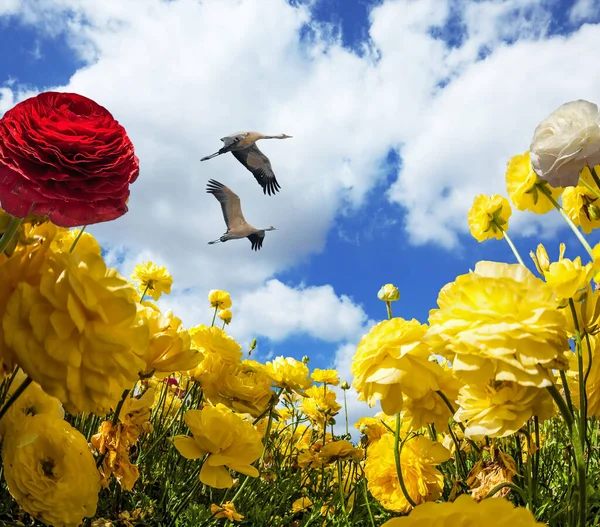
[200,131,292,196]
[206,179,276,251]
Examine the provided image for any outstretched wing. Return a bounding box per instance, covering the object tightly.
[206,179,247,230]
[247,231,265,251]
[231,143,282,196]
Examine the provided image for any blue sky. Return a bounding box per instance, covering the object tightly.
[2,0,600,424]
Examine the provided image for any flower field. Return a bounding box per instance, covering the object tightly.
[2,93,600,526]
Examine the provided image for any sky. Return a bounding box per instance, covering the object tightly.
[1,0,600,431]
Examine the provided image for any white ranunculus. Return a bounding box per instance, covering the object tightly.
[530,100,600,188]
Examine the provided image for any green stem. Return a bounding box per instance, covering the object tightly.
[96,389,130,468]
[211,306,218,327]
[546,384,574,430]
[69,225,87,253]
[0,215,24,256]
[559,370,575,419]
[569,299,588,444]
[502,229,525,266]
[447,422,468,481]
[579,178,600,201]
[590,165,600,191]
[394,413,416,508]
[140,283,150,303]
[385,301,393,320]
[0,376,32,421]
[484,482,528,503]
[533,416,540,510]
[540,186,594,260]
[362,477,376,527]
[343,388,349,437]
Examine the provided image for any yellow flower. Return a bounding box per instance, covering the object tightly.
[172,404,263,489]
[265,356,311,394]
[562,166,600,234]
[318,440,363,464]
[378,284,400,302]
[0,369,64,438]
[593,242,600,285]
[300,384,341,428]
[455,381,555,440]
[467,194,511,242]
[530,243,565,278]
[52,228,102,256]
[292,497,313,513]
[506,151,562,213]
[208,289,232,309]
[355,413,396,445]
[364,434,451,513]
[131,261,173,301]
[401,360,462,431]
[352,318,442,415]
[467,450,517,501]
[142,303,201,378]
[218,308,232,325]
[189,325,243,364]
[544,256,593,299]
[380,493,545,526]
[569,334,600,418]
[311,367,340,385]
[197,357,273,417]
[152,381,183,420]
[426,261,569,388]
[2,414,100,527]
[3,249,149,415]
[210,502,244,522]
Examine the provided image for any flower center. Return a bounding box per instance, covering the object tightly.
[40,458,56,479]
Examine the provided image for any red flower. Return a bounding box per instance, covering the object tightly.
[0,91,139,227]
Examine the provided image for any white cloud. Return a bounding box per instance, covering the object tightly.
[569,0,600,24]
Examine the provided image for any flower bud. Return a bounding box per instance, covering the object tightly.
[340,380,350,390]
[302,355,310,364]
[589,204,600,221]
[249,338,257,352]
[377,283,400,302]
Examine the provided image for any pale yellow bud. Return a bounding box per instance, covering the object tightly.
[377,284,400,302]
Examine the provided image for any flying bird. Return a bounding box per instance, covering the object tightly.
[206,179,276,251]
[200,131,292,196]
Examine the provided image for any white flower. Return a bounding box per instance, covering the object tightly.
[530,100,600,187]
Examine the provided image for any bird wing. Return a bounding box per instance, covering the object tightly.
[231,143,281,196]
[247,231,265,251]
[206,179,247,230]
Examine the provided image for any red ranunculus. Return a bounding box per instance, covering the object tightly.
[0,91,139,227]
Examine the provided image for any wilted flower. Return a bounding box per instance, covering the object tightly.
[210,502,244,522]
[426,261,569,388]
[364,434,451,513]
[352,318,442,415]
[454,381,555,440]
[3,249,148,415]
[172,404,263,489]
[378,284,400,302]
[467,450,518,501]
[311,368,340,386]
[2,414,100,527]
[380,493,545,526]
[467,194,511,242]
[530,99,600,188]
[131,261,173,301]
[506,151,562,213]
[208,289,232,309]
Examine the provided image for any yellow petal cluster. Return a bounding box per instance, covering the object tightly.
[300,385,342,429]
[266,356,311,393]
[426,261,569,388]
[318,440,363,464]
[3,249,148,415]
[2,414,100,527]
[172,404,263,489]
[131,261,173,301]
[352,318,442,415]
[544,256,593,300]
[311,367,340,385]
[377,283,400,302]
[467,194,511,242]
[561,166,600,234]
[355,413,396,446]
[505,151,562,213]
[189,325,243,364]
[218,308,232,324]
[380,493,545,526]
[208,289,232,309]
[364,434,450,513]
[0,369,64,438]
[454,381,555,440]
[210,502,244,522]
[142,303,201,378]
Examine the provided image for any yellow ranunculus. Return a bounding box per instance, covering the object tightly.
[426,261,569,388]
[530,243,565,278]
[210,502,244,522]
[189,325,243,364]
[265,356,311,394]
[172,404,263,489]
[2,414,100,527]
[351,318,442,415]
[208,289,232,309]
[291,497,313,513]
[467,194,512,242]
[544,256,593,299]
[3,250,149,415]
[565,284,600,337]
[364,434,450,513]
[561,166,600,234]
[300,385,342,429]
[141,303,202,379]
[506,151,562,213]
[454,381,555,440]
[131,261,173,301]
[355,413,396,446]
[311,368,340,386]
[377,284,400,302]
[380,493,545,526]
[318,440,363,464]
[52,228,102,256]
[0,369,64,438]
[569,334,600,418]
[218,308,232,324]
